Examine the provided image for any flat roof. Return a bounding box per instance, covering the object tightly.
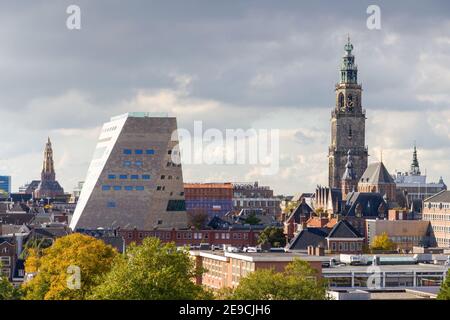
[110,112,170,121]
[190,250,331,262]
[323,263,448,274]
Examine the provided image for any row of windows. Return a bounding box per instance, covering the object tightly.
[423,214,450,221]
[123,149,155,155]
[108,174,151,180]
[330,241,363,252]
[102,185,145,191]
[123,161,143,167]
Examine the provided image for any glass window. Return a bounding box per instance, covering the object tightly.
[102,185,111,191]
[142,175,151,180]
[107,201,116,208]
[130,175,139,180]
[119,175,127,179]
[146,149,155,155]
[135,161,143,166]
[113,186,122,191]
[136,186,144,191]
[124,186,133,191]
[123,149,132,155]
[123,161,131,167]
[108,174,116,179]
[135,149,143,155]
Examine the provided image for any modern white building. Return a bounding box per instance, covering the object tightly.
[70,112,188,230]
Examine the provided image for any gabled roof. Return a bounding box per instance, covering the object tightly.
[327,220,363,239]
[424,190,450,203]
[359,162,395,184]
[286,200,313,224]
[344,191,386,217]
[287,227,330,251]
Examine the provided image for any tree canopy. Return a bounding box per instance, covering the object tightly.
[438,269,450,300]
[90,237,212,300]
[0,263,21,300]
[370,232,396,251]
[257,227,286,248]
[228,259,327,300]
[22,233,118,300]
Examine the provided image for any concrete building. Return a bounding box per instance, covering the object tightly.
[190,250,323,290]
[232,182,281,217]
[184,183,233,218]
[70,112,188,230]
[366,219,431,251]
[423,190,450,248]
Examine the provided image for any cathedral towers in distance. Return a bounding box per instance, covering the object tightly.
[329,37,368,189]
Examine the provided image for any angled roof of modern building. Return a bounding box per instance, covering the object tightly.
[359,162,395,184]
[424,190,450,203]
[327,220,363,239]
[287,227,330,251]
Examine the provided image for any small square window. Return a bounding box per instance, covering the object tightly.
[107,201,116,208]
[123,161,131,167]
[142,175,151,180]
[123,149,132,155]
[131,175,139,180]
[125,186,133,191]
[157,220,163,225]
[119,175,127,179]
[102,185,111,191]
[113,186,122,191]
[108,174,116,179]
[146,149,155,155]
[161,175,166,179]
[135,161,143,166]
[168,150,172,155]
[136,186,144,191]
[135,149,143,155]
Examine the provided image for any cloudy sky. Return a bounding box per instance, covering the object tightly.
[1,0,449,195]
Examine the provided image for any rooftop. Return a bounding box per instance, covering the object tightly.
[424,190,450,203]
[110,112,170,121]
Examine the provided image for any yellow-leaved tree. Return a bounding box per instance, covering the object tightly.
[22,233,118,300]
[370,232,396,252]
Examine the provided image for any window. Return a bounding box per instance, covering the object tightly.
[123,161,131,167]
[157,220,163,225]
[108,174,116,179]
[157,186,162,191]
[124,186,133,191]
[135,186,145,191]
[135,161,143,167]
[119,174,128,179]
[135,149,143,155]
[102,185,111,191]
[161,175,166,179]
[168,150,172,155]
[142,175,151,180]
[166,200,186,211]
[113,186,122,191]
[131,175,139,180]
[146,149,155,155]
[123,149,132,155]
[107,201,116,208]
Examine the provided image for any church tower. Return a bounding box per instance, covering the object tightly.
[41,137,56,181]
[329,37,368,188]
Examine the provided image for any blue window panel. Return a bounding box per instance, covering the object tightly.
[102,185,111,191]
[135,186,145,191]
[135,161,143,167]
[107,201,116,208]
[108,174,116,179]
[113,186,122,191]
[119,175,128,179]
[124,186,133,191]
[135,149,143,155]
[146,149,155,155]
[131,175,139,180]
[142,175,151,180]
[123,161,131,167]
[123,149,132,155]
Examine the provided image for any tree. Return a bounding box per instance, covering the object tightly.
[90,237,212,300]
[370,232,396,251]
[243,212,261,225]
[22,233,118,300]
[437,269,450,300]
[0,263,21,300]
[229,259,328,300]
[187,211,209,230]
[257,227,286,248]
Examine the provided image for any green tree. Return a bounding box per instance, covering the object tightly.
[244,212,261,225]
[22,233,118,300]
[257,227,286,248]
[438,269,450,300]
[0,263,22,300]
[90,237,212,300]
[230,259,327,300]
[370,232,396,252]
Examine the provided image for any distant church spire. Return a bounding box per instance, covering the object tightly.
[41,137,56,181]
[410,143,421,176]
[342,149,356,180]
[340,36,358,84]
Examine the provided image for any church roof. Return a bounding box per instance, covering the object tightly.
[327,220,363,239]
[287,227,330,251]
[343,191,386,217]
[286,200,314,224]
[359,162,395,184]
